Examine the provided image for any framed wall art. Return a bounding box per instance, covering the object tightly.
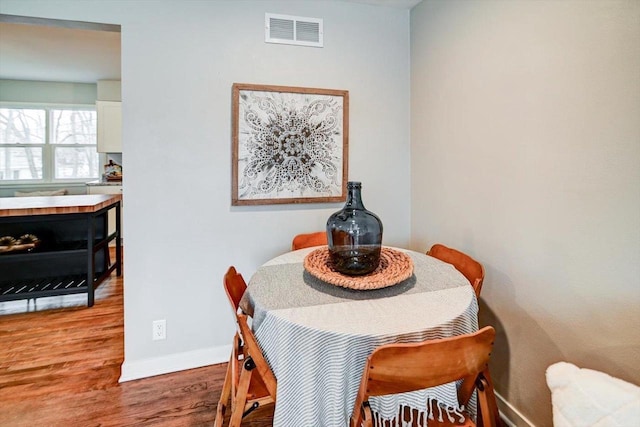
[232,83,349,206]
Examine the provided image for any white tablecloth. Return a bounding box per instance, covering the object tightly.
[241,247,479,427]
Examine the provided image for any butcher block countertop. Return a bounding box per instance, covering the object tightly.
[0,194,122,217]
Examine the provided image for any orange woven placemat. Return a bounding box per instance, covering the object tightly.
[304,247,414,290]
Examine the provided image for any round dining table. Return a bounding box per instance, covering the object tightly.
[239,246,479,427]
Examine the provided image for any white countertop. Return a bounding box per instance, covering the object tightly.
[86,180,122,187]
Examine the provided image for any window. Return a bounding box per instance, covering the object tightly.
[0,105,99,182]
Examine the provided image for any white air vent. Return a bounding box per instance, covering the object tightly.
[265,13,323,48]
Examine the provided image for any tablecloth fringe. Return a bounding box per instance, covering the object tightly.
[370,399,466,427]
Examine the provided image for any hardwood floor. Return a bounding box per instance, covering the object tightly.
[0,252,274,426]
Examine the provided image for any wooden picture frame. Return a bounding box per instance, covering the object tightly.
[232,83,349,206]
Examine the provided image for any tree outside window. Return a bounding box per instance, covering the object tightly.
[0,106,99,182]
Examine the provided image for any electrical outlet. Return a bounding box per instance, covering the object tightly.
[152,319,166,341]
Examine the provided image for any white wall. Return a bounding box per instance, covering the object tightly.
[410,1,640,425]
[0,0,411,379]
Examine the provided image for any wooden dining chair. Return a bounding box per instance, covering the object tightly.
[291,231,327,250]
[214,266,277,427]
[427,243,485,298]
[350,326,501,427]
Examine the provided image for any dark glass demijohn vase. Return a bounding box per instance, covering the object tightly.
[326,182,383,276]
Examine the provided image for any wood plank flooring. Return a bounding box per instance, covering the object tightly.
[0,252,274,426]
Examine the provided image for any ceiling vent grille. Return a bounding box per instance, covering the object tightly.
[265,13,323,48]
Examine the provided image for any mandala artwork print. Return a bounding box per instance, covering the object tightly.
[232,84,348,205]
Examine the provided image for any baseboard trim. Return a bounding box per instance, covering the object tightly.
[119,344,231,382]
[495,391,536,427]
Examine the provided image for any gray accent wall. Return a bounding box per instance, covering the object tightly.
[411,1,640,425]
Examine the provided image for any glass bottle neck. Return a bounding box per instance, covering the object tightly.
[345,185,365,210]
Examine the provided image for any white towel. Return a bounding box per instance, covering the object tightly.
[546,362,640,426]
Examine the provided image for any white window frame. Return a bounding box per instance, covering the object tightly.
[0,102,102,186]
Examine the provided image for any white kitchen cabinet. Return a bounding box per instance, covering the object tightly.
[96,101,122,153]
[87,184,123,241]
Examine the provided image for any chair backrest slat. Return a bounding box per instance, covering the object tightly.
[351,326,500,427]
[292,231,327,250]
[427,243,485,298]
[223,266,246,313]
[364,327,495,398]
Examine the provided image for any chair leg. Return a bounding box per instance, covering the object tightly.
[230,335,242,415]
[229,364,252,427]
[478,387,494,427]
[362,404,373,427]
[477,370,503,427]
[350,402,373,427]
[214,356,234,427]
[482,369,503,427]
